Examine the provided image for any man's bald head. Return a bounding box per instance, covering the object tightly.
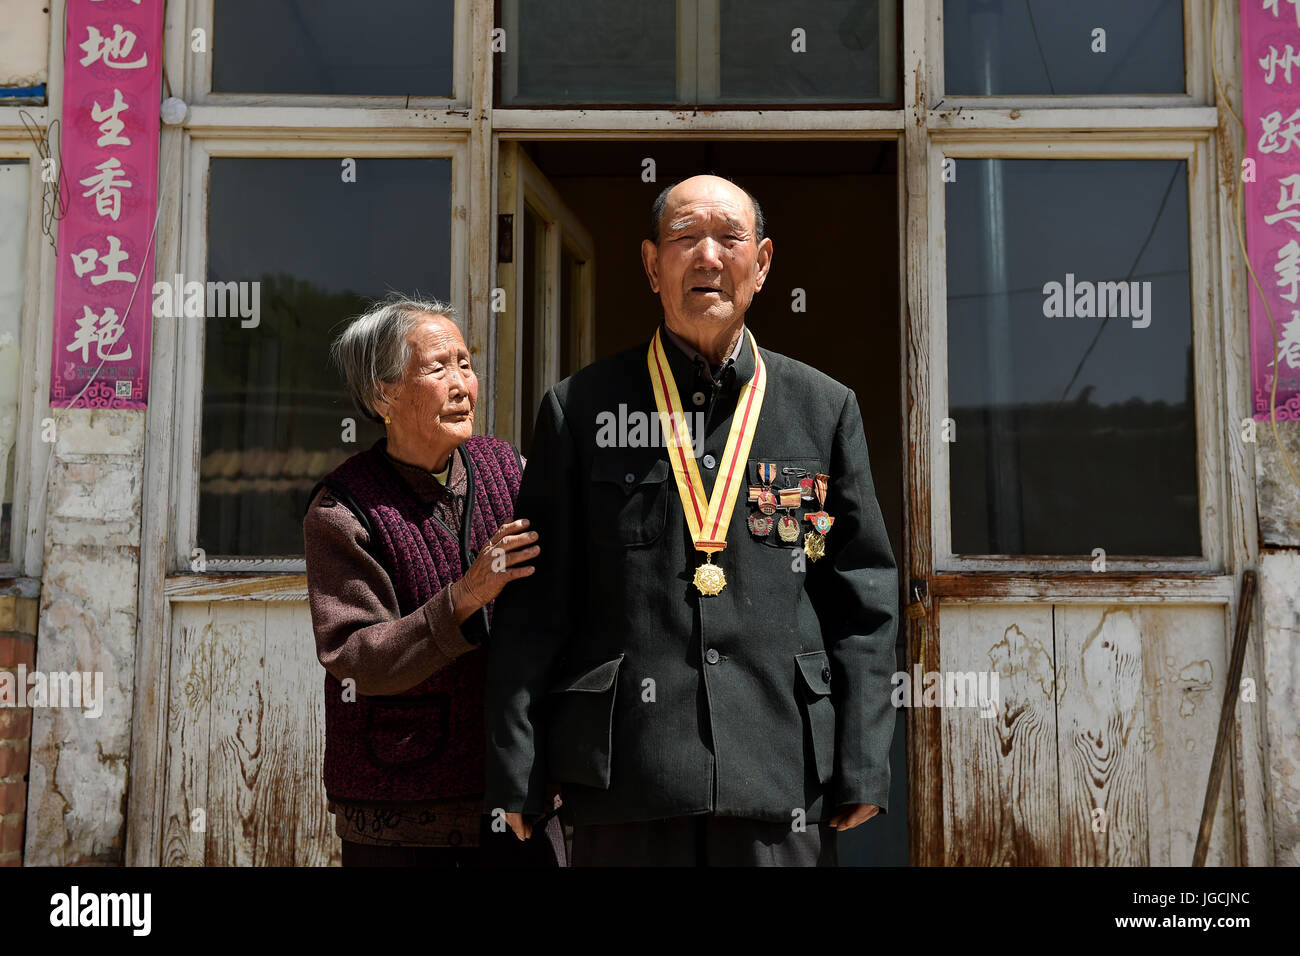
[650,175,765,245]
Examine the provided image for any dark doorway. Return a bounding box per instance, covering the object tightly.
[522,139,906,865]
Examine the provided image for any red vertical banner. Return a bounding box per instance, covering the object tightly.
[1242,0,1300,421]
[50,0,163,409]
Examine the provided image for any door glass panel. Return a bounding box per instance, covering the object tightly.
[200,157,452,556]
[719,0,893,103]
[505,0,676,105]
[0,161,28,563]
[944,159,1198,556]
[501,0,897,105]
[943,0,1184,96]
[213,0,454,96]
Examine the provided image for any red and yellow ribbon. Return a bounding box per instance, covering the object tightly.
[647,327,767,556]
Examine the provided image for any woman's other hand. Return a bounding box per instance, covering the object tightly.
[450,518,539,623]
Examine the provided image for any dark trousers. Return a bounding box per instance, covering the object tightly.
[341,813,567,868]
[571,814,837,867]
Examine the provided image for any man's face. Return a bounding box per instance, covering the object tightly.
[641,177,773,334]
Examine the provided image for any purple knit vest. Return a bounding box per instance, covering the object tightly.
[317,435,521,803]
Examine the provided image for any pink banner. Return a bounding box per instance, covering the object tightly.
[50,0,163,409]
[1243,0,1300,421]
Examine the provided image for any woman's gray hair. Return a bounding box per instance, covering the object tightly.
[330,295,460,424]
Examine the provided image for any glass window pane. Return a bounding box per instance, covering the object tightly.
[501,0,897,106]
[213,0,454,96]
[0,162,28,563]
[943,0,1184,96]
[503,0,677,105]
[945,159,1198,556]
[200,157,452,557]
[719,0,893,103]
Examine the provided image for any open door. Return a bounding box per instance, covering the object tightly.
[494,142,596,453]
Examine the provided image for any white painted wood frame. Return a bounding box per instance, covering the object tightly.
[167,136,469,576]
[0,0,63,581]
[0,136,51,580]
[122,0,1271,865]
[927,134,1228,575]
[493,143,596,446]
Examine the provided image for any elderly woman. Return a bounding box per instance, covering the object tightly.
[303,296,563,867]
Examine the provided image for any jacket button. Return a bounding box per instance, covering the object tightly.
[692,391,706,406]
[702,454,717,470]
[821,665,832,685]
[624,472,635,484]
[705,648,720,665]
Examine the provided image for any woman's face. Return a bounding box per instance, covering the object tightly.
[380,315,477,463]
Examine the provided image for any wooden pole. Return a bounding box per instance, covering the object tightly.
[1193,569,1257,866]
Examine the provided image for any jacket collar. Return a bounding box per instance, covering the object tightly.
[656,320,755,400]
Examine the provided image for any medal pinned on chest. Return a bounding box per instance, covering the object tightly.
[648,328,768,596]
[777,486,802,542]
[749,462,779,515]
[747,462,779,538]
[803,473,834,561]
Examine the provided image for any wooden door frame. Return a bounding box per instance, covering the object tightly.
[901,0,1270,866]
[492,141,597,447]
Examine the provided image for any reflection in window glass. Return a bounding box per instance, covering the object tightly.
[0,162,28,563]
[943,0,1184,96]
[719,0,892,103]
[945,159,1198,556]
[213,0,454,96]
[504,0,677,105]
[201,158,452,556]
[501,0,896,105]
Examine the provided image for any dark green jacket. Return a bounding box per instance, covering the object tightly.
[485,324,898,826]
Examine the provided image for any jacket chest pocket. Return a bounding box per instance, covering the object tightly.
[745,456,824,550]
[589,457,670,547]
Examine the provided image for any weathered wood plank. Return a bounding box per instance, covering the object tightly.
[259,604,337,866]
[202,604,266,867]
[1138,604,1235,866]
[941,604,1060,865]
[1055,606,1150,866]
[160,611,212,867]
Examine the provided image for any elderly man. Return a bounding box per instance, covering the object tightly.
[485,175,898,866]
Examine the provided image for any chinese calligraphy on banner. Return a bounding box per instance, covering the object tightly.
[1244,0,1300,420]
[50,0,162,409]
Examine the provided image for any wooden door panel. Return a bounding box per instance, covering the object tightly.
[940,604,1060,865]
[162,601,338,866]
[939,602,1237,865]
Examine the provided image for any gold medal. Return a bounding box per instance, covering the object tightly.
[648,327,767,597]
[804,530,826,561]
[803,473,833,561]
[693,555,727,596]
[778,514,800,542]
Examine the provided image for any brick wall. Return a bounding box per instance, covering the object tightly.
[0,594,38,867]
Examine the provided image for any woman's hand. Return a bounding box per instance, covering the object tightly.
[450,518,539,623]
